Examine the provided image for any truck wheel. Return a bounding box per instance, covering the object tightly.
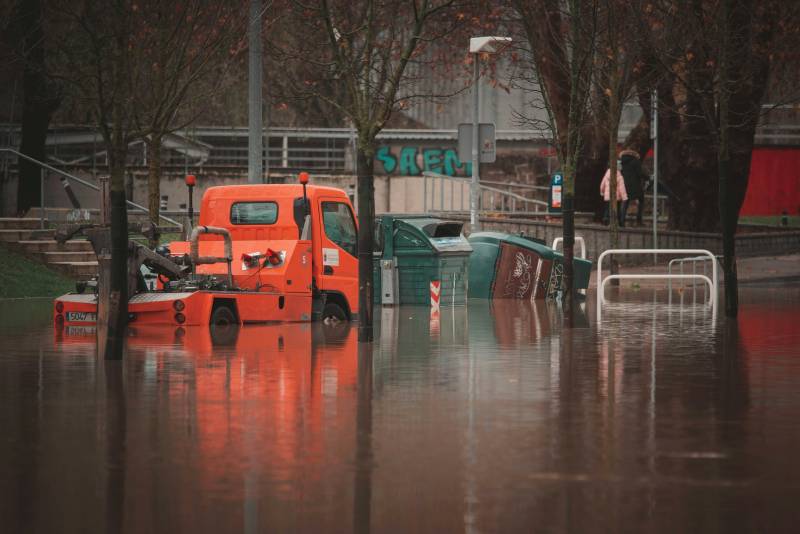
[322,302,346,324]
[210,305,237,326]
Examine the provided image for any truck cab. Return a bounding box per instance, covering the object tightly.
[54,179,359,327]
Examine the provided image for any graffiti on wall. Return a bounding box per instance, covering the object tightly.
[376,146,472,177]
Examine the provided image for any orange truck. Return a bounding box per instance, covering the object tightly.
[54,174,360,327]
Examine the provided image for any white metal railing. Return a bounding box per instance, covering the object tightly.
[667,254,722,304]
[596,249,718,323]
[422,171,548,215]
[0,147,182,230]
[551,236,586,259]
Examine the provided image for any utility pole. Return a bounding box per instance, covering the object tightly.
[651,89,659,264]
[248,0,263,184]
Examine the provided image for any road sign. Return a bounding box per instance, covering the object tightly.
[457,123,496,163]
[549,174,563,213]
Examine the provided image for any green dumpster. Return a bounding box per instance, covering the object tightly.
[468,232,591,300]
[373,215,473,306]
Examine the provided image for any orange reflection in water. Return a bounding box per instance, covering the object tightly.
[186,324,358,502]
[55,321,362,526]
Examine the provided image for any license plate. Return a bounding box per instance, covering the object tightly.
[66,311,97,322]
[66,326,97,336]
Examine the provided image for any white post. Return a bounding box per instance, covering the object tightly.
[470,56,480,231]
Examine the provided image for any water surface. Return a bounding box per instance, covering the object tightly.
[1,288,799,533]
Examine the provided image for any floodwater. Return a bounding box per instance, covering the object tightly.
[1,287,800,533]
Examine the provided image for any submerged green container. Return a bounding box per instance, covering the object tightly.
[468,232,591,300]
[373,215,473,306]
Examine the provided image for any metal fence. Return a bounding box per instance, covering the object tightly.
[421,171,548,216]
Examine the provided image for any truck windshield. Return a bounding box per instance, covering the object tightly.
[322,202,357,257]
[230,202,278,225]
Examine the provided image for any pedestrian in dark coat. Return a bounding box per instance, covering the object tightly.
[619,148,647,226]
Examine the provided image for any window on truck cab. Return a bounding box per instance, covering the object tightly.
[322,202,357,257]
[230,202,278,225]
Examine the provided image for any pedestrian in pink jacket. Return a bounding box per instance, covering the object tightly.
[600,166,628,226]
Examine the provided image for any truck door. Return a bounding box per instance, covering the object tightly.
[316,197,359,312]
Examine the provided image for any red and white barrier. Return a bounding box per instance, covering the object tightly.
[430,280,441,309]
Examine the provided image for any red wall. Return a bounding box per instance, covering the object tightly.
[741,148,800,216]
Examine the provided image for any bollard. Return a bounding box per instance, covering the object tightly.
[430,280,441,310]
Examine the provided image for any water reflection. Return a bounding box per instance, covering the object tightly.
[1,288,800,532]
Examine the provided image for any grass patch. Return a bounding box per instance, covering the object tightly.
[740,215,800,228]
[0,245,75,299]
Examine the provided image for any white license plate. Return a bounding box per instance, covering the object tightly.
[66,311,97,322]
[66,326,97,336]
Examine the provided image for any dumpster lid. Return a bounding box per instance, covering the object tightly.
[379,214,473,254]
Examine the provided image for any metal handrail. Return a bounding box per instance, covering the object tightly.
[422,171,548,215]
[1,147,182,229]
[551,236,586,260]
[596,248,718,323]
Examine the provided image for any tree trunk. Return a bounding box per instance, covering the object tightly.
[575,129,608,218]
[104,145,129,360]
[718,157,738,317]
[356,146,375,342]
[146,136,162,246]
[562,194,575,321]
[608,123,620,286]
[106,161,129,359]
[16,0,60,215]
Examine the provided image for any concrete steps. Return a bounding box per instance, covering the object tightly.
[0,218,98,280]
[39,251,98,263]
[15,240,94,253]
[0,228,56,242]
[0,217,42,230]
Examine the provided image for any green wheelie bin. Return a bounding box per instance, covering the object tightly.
[373,215,473,306]
[468,232,591,300]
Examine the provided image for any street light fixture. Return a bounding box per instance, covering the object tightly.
[468,36,512,232]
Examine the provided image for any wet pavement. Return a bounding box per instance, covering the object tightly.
[1,287,800,533]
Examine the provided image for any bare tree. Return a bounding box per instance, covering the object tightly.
[637,0,798,316]
[51,0,137,358]
[2,0,61,215]
[512,0,599,318]
[270,0,477,341]
[596,0,645,282]
[128,0,246,238]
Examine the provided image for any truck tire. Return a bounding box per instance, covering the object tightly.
[210,305,237,326]
[321,301,347,323]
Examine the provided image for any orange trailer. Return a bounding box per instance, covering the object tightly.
[54,175,359,327]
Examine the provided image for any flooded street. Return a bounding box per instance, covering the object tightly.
[1,288,800,533]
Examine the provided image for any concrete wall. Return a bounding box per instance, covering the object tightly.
[24,170,800,262]
[32,171,473,216]
[448,214,800,263]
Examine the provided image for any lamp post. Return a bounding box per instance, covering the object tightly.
[185,174,196,236]
[468,36,512,231]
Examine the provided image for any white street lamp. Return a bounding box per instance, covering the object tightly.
[468,36,512,231]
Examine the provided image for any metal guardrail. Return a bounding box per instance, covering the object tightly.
[0,148,182,230]
[596,248,719,323]
[421,171,547,215]
[667,254,722,306]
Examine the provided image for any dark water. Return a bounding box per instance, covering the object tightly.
[1,288,799,533]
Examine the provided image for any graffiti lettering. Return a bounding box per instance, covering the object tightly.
[376,146,471,176]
